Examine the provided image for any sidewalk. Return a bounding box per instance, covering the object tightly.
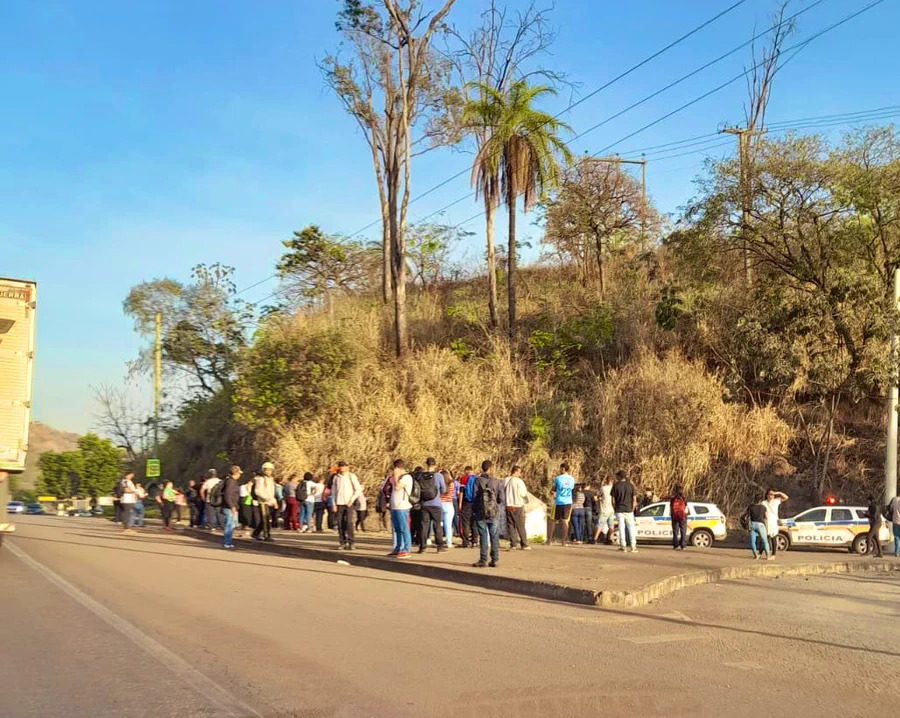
[182,522,900,607]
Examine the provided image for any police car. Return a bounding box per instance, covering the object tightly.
[774,504,891,554]
[610,501,728,548]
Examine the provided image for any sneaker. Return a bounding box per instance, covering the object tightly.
[397,552,411,559]
[522,546,532,551]
[753,555,760,560]
[417,547,426,554]
[618,547,627,552]
[437,547,447,553]
[766,556,775,561]
[387,551,399,557]
[223,544,235,550]
[488,561,497,568]
[472,561,487,568]
[631,548,638,553]
[263,537,274,542]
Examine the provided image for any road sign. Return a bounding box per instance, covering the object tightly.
[146,458,160,478]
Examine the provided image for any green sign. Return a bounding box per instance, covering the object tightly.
[146,458,161,478]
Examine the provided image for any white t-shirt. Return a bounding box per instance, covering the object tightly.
[763,498,783,536]
[890,496,900,524]
[303,480,316,503]
[201,477,221,497]
[120,478,136,504]
[599,484,614,514]
[390,474,413,511]
[310,482,325,503]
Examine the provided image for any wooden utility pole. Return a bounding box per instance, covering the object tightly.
[153,311,161,456]
[721,126,764,285]
[886,268,900,505]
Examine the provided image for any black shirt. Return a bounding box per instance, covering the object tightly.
[223,477,241,511]
[748,503,767,523]
[867,501,881,526]
[582,489,596,512]
[611,480,635,513]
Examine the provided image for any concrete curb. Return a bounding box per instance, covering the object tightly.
[180,527,900,608]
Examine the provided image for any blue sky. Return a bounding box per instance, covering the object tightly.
[2,0,898,434]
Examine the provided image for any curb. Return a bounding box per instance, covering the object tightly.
[182,528,597,606]
[180,528,900,608]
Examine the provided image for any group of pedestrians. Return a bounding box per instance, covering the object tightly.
[745,489,790,559]
[114,471,181,533]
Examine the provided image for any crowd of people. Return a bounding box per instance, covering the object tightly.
[110,458,900,562]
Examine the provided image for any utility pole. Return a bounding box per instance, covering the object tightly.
[154,311,161,456]
[886,268,900,505]
[721,126,764,285]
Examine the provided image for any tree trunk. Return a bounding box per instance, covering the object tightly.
[484,197,499,329]
[388,174,407,357]
[595,234,605,297]
[507,179,517,341]
[381,213,392,304]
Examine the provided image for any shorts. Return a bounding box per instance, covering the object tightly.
[598,511,615,530]
[554,505,573,521]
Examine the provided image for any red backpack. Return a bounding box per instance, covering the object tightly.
[671,496,687,521]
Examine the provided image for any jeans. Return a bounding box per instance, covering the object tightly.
[506,506,528,548]
[572,508,586,541]
[476,518,500,565]
[583,509,594,542]
[300,502,313,529]
[337,505,355,546]
[133,500,145,527]
[441,502,455,544]
[893,523,900,555]
[206,502,223,529]
[391,509,411,553]
[223,507,236,546]
[672,518,687,549]
[615,512,636,549]
[750,521,769,556]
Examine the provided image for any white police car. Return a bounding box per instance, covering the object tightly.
[610,501,728,548]
[775,504,891,554]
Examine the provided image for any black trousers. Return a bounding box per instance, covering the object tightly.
[161,501,173,528]
[867,523,883,556]
[239,503,253,529]
[314,503,325,531]
[506,506,528,548]
[337,505,355,546]
[672,518,687,548]
[419,505,444,549]
[410,507,422,545]
[355,509,368,531]
[189,501,201,527]
[252,505,271,540]
[379,510,389,530]
[460,501,476,547]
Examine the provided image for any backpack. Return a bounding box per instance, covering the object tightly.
[740,505,751,531]
[113,479,125,499]
[479,476,499,520]
[207,481,224,508]
[884,499,896,522]
[671,496,687,521]
[297,480,309,502]
[409,474,422,507]
[418,471,438,502]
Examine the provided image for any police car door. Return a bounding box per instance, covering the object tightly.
[825,507,857,547]
[791,508,828,545]
[636,502,669,540]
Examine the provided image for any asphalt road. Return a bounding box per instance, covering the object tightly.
[2,516,899,717]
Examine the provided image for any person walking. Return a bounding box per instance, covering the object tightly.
[762,489,789,557]
[200,469,223,531]
[298,472,315,532]
[283,476,300,531]
[593,476,616,545]
[440,471,458,548]
[252,463,277,542]
[612,470,637,553]
[571,484,587,544]
[222,465,242,549]
[311,475,326,532]
[669,485,689,550]
[133,482,147,527]
[458,466,478,549]
[548,463,575,547]
[889,492,900,556]
[332,461,363,550]
[157,480,177,532]
[747,499,771,560]
[503,465,529,550]
[119,471,137,534]
[417,458,446,554]
[866,495,884,557]
[389,459,413,558]
[471,460,502,568]
[354,493,368,532]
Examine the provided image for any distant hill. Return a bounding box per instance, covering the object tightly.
[20,422,81,490]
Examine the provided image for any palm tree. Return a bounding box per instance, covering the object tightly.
[465,80,572,339]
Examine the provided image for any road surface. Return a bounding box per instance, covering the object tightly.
[2,515,898,717]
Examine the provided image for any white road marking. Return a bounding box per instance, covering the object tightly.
[662,610,693,622]
[722,661,764,670]
[622,633,705,644]
[7,539,260,718]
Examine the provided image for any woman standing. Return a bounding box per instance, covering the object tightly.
[571,484,587,544]
[311,475,326,532]
[157,480,177,532]
[440,470,457,548]
[283,476,300,531]
[239,477,254,537]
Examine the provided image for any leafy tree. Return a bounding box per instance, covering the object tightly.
[405,222,472,288]
[36,434,122,497]
[277,226,378,313]
[37,450,84,497]
[464,79,572,339]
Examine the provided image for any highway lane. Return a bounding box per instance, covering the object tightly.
[2,515,899,717]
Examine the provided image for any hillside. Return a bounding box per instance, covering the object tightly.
[20,422,80,490]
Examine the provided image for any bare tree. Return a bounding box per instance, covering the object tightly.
[92,384,146,465]
[322,0,458,357]
[446,0,565,329]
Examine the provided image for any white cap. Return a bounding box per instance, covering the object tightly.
[262,461,275,470]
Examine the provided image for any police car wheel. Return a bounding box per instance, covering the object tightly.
[774,532,790,553]
[851,535,869,555]
[690,529,713,548]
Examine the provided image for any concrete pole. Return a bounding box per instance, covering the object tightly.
[154,311,161,457]
[885,267,900,505]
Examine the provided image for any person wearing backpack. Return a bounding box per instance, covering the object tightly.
[669,486,689,550]
[416,457,447,554]
[472,460,502,568]
[332,461,363,550]
[200,469,223,531]
[458,465,478,548]
[388,458,414,558]
[409,466,424,547]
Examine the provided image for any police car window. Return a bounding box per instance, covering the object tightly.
[830,508,852,522]
[796,509,827,522]
[691,505,709,515]
[639,503,666,517]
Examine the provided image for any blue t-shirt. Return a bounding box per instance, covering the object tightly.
[553,474,576,505]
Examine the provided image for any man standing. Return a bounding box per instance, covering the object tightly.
[332,461,363,550]
[593,476,616,545]
[200,469,223,531]
[762,488,789,557]
[133,482,147,527]
[637,486,657,511]
[889,492,900,556]
[252,463,277,542]
[472,460,502,568]
[222,465,242,549]
[417,458,446,554]
[866,495,884,558]
[669,485,688,551]
[186,479,201,528]
[612,470,637,553]
[504,465,529,550]
[389,459,413,558]
[747,498,771,560]
[119,471,137,534]
[458,466,477,549]
[548,463,575,547]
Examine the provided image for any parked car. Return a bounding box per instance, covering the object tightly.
[25,503,44,515]
[611,501,728,548]
[6,501,25,514]
[775,505,892,554]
